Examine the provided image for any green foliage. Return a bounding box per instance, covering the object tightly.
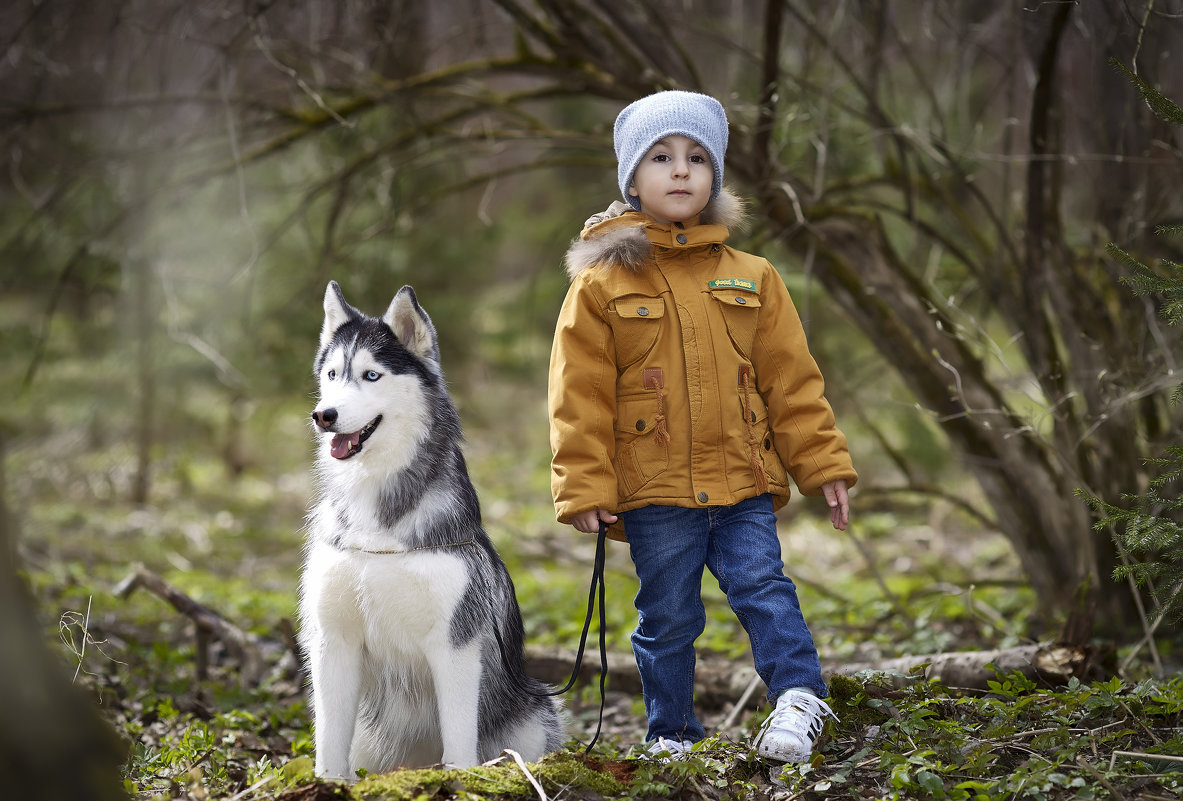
[776,672,1183,801]
[1109,58,1183,127]
[1086,446,1183,624]
[1107,238,1183,357]
[88,670,1183,800]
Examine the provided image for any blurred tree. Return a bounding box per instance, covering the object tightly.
[2,0,1181,633]
[0,430,128,800]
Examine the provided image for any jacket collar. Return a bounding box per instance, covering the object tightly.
[564,188,747,279]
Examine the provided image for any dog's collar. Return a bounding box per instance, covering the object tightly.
[343,539,478,556]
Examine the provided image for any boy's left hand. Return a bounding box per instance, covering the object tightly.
[822,480,850,531]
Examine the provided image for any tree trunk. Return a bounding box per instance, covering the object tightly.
[131,257,155,505]
[773,211,1103,619]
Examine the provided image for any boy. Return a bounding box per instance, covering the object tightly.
[548,90,856,762]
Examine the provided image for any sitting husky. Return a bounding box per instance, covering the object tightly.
[299,281,564,779]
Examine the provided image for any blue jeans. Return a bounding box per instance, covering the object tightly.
[621,494,827,743]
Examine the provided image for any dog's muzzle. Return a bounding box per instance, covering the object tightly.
[312,409,383,460]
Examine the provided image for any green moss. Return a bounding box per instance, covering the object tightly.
[826,673,894,731]
[827,673,863,704]
[352,752,624,800]
[353,767,451,800]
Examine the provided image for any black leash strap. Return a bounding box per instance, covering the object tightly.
[548,522,609,754]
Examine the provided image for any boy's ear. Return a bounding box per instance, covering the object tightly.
[382,285,440,366]
[321,281,359,350]
[628,185,639,197]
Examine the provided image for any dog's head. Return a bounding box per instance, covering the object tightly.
[311,281,440,466]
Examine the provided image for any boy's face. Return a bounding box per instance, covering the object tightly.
[628,135,713,223]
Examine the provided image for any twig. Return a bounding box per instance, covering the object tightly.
[75,595,91,682]
[1108,750,1183,771]
[721,673,764,731]
[1118,700,1162,745]
[1117,579,1180,677]
[114,565,265,684]
[1076,756,1129,801]
[58,595,94,683]
[225,775,276,801]
[487,750,548,801]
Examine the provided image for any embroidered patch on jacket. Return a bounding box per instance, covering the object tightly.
[708,278,757,292]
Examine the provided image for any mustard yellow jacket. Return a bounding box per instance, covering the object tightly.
[549,191,857,540]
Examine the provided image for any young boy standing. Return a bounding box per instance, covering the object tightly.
[548,91,857,762]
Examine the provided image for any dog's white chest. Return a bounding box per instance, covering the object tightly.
[303,542,472,652]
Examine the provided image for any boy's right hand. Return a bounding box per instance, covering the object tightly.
[571,508,618,534]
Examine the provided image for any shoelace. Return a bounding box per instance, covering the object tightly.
[759,691,838,744]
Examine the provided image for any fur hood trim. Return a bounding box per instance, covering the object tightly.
[564,187,747,279]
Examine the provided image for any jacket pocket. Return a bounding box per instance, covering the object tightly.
[738,382,789,489]
[710,290,761,358]
[610,294,665,367]
[613,392,670,497]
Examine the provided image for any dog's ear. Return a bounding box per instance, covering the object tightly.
[321,281,359,349]
[383,285,440,365]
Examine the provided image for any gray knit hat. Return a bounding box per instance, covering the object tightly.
[614,90,729,211]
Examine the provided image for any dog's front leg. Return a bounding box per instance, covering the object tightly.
[309,630,364,780]
[426,636,484,768]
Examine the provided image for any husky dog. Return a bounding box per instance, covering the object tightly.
[299,281,564,779]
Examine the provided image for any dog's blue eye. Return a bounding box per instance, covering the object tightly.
[327,369,336,380]
[363,370,381,382]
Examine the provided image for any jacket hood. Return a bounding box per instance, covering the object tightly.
[563,187,747,279]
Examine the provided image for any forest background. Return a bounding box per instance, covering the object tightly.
[2,1,1183,800]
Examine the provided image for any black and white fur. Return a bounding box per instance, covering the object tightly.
[299,281,563,779]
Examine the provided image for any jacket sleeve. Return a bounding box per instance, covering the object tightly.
[752,262,858,496]
[548,275,620,523]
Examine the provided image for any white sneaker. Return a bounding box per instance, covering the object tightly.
[754,690,837,763]
[642,737,696,761]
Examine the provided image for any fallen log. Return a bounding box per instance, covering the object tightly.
[525,641,1104,712]
[525,646,762,709]
[828,642,1099,689]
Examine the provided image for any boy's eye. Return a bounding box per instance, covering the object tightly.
[690,154,707,164]
[652,153,670,162]
[363,370,381,382]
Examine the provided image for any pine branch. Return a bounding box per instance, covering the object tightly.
[1109,58,1183,126]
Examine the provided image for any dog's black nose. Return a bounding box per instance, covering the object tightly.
[313,408,338,429]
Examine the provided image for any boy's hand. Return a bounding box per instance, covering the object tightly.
[822,480,850,531]
[571,508,618,534]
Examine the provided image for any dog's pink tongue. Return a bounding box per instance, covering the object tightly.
[330,432,360,459]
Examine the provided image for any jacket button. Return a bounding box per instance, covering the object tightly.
[735,297,747,305]
[637,307,649,316]
[750,411,757,423]
[697,491,709,503]
[636,420,646,431]
[764,438,772,450]
[676,234,687,244]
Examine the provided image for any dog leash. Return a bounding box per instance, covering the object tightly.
[547,521,609,754]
